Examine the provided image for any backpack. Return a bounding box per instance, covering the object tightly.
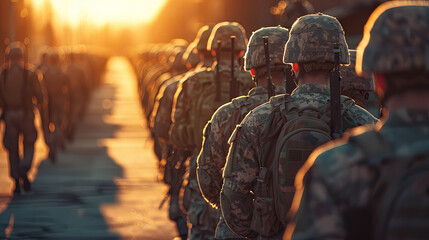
[251,94,353,236]
[1,66,30,111]
[190,70,253,150]
[348,130,429,240]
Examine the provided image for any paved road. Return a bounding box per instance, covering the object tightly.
[0,57,177,239]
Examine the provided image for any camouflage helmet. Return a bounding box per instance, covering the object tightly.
[207,22,248,52]
[195,25,214,52]
[244,26,290,71]
[341,50,375,108]
[283,13,349,65]
[170,39,188,49]
[341,50,374,92]
[169,47,186,68]
[356,1,429,75]
[182,41,200,69]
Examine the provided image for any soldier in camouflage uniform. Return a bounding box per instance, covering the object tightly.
[0,43,45,194]
[150,25,215,240]
[65,52,87,142]
[151,24,214,143]
[170,22,254,240]
[196,26,293,239]
[43,51,71,161]
[284,2,429,240]
[220,13,378,239]
[340,49,379,114]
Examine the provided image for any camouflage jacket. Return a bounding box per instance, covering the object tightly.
[43,66,71,111]
[284,108,429,240]
[220,83,378,238]
[151,76,181,143]
[169,67,209,152]
[169,65,253,154]
[0,64,44,111]
[197,85,286,208]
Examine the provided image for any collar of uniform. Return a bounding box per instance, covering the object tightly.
[248,85,286,96]
[291,83,330,96]
[383,108,429,127]
[212,63,240,73]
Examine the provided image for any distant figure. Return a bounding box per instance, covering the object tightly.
[43,51,71,162]
[37,51,49,73]
[65,52,87,141]
[0,42,45,194]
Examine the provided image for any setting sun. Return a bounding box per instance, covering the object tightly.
[31,0,168,26]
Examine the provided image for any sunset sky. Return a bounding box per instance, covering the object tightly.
[31,0,168,26]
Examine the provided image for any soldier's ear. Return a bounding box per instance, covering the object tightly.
[292,63,299,73]
[211,50,217,56]
[374,73,386,98]
[250,68,256,77]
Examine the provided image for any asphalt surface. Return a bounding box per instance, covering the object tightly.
[0,57,177,239]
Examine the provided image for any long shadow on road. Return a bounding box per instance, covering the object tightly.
[0,84,124,239]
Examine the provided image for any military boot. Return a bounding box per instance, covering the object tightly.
[22,175,31,192]
[13,178,20,194]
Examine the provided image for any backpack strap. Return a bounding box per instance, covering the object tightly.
[349,130,392,159]
[345,129,394,240]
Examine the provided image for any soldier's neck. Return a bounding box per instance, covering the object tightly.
[298,75,329,86]
[215,58,240,69]
[386,90,429,111]
[256,74,285,87]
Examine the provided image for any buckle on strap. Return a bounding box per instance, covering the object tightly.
[257,167,268,183]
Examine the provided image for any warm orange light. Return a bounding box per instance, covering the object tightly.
[49,123,55,132]
[31,0,168,26]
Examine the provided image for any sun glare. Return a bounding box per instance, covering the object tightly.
[31,0,168,26]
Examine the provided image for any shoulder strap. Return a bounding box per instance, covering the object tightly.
[231,96,248,109]
[349,130,392,158]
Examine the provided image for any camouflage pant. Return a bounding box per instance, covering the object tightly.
[169,196,188,239]
[180,156,218,239]
[215,216,244,239]
[3,110,37,179]
[255,233,283,240]
[187,188,219,240]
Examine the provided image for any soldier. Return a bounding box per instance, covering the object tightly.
[197,26,293,239]
[284,2,429,240]
[340,49,379,113]
[0,43,45,194]
[65,52,88,141]
[150,26,215,240]
[169,22,254,239]
[152,26,214,149]
[220,13,378,239]
[43,51,71,161]
[37,50,49,73]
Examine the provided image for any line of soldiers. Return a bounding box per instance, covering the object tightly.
[132,1,428,239]
[0,43,107,194]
